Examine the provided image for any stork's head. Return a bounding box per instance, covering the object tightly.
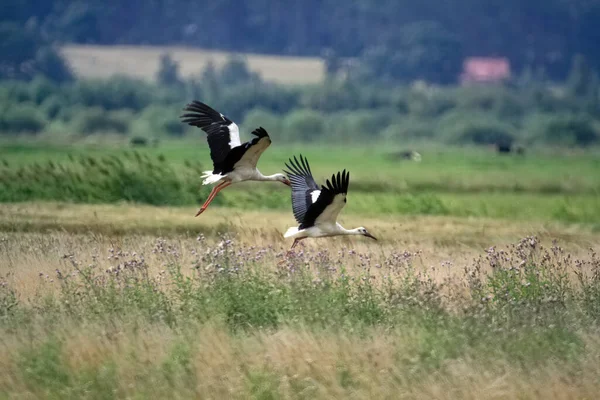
[357,227,377,241]
[274,173,291,186]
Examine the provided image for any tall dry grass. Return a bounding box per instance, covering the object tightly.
[2,321,600,399]
[2,202,598,297]
[2,207,600,398]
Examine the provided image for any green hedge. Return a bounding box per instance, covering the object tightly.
[1,74,600,147]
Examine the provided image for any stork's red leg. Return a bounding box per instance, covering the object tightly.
[290,237,306,250]
[195,181,231,216]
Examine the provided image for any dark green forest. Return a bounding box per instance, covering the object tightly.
[5,0,600,80]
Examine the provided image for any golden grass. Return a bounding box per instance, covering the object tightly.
[1,201,599,299]
[61,44,325,84]
[2,201,598,247]
[2,202,600,398]
[2,321,600,399]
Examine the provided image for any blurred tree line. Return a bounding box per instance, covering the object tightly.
[1,54,598,148]
[1,0,600,147]
[3,0,600,81]
[0,20,72,82]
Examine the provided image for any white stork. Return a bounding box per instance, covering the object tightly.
[180,101,291,216]
[282,154,377,249]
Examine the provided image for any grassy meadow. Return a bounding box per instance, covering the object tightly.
[1,140,600,398]
[1,141,600,224]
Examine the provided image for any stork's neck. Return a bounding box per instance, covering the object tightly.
[255,171,281,181]
[336,224,363,236]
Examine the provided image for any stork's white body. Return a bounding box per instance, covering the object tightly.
[284,223,363,239]
[180,101,290,216]
[201,168,274,185]
[282,155,377,249]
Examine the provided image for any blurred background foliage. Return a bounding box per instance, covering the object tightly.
[0,0,600,148]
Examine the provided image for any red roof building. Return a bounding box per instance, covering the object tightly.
[460,57,511,84]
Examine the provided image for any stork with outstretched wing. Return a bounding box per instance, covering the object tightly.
[181,101,290,216]
[282,154,377,249]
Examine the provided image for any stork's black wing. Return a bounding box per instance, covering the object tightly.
[283,154,321,226]
[180,100,241,173]
[305,170,350,229]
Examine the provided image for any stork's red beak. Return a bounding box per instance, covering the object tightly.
[283,179,291,187]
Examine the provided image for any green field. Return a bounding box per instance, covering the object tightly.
[1,141,599,224]
[2,141,600,398]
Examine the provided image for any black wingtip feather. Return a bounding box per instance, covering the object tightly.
[283,153,313,180]
[180,100,207,117]
[251,127,270,139]
[323,168,350,195]
[179,100,231,128]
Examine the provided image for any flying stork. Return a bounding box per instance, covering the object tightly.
[180,100,291,216]
[282,154,377,249]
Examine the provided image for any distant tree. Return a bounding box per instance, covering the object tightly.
[184,77,203,105]
[516,65,534,87]
[567,54,599,98]
[0,22,37,79]
[0,103,46,134]
[45,1,103,43]
[219,55,261,86]
[243,108,282,134]
[283,109,325,142]
[156,53,182,86]
[322,48,341,80]
[572,2,600,79]
[201,60,220,102]
[356,21,463,85]
[34,46,73,83]
[0,21,72,82]
[527,113,599,147]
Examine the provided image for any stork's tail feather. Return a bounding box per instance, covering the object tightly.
[201,171,224,185]
[284,227,300,238]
